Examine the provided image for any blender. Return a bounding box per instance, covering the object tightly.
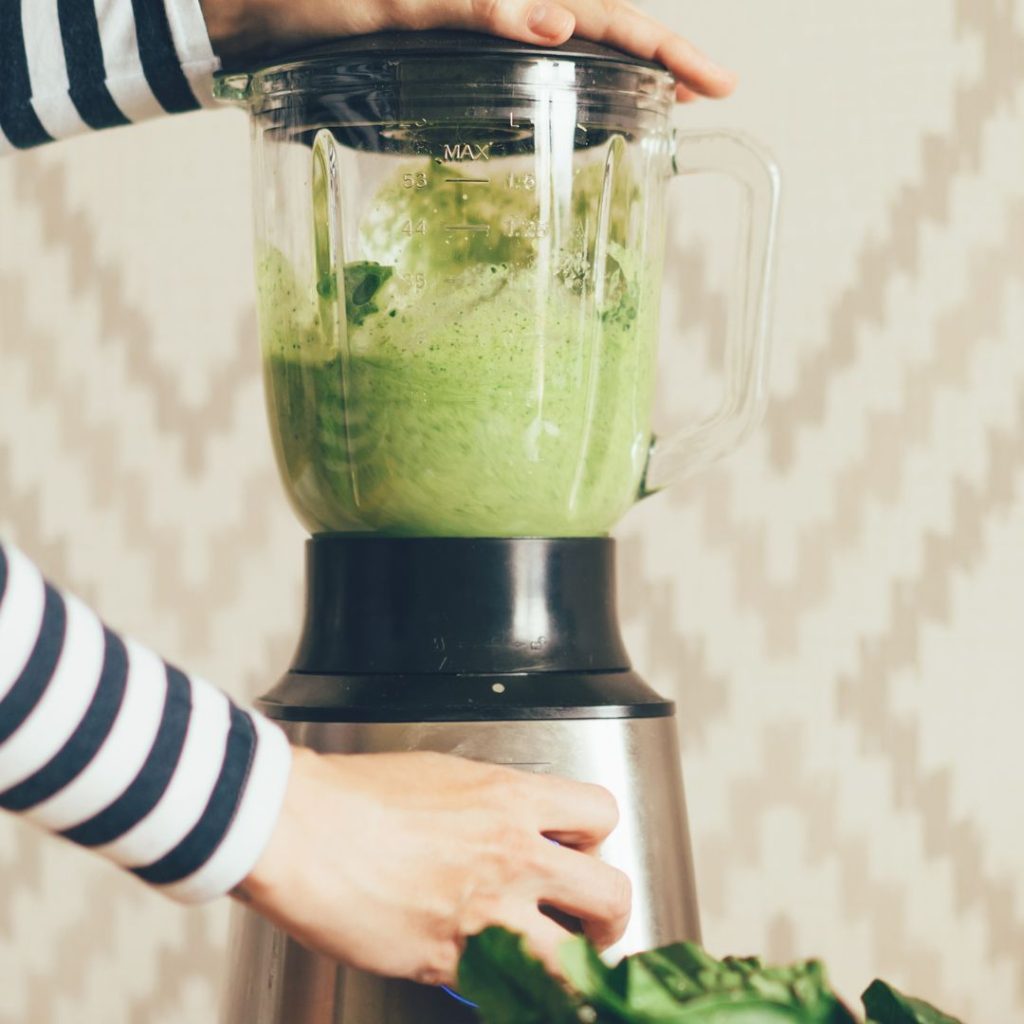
[215,31,779,1024]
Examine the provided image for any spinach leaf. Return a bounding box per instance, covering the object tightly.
[617,944,854,1024]
[458,928,957,1024]
[458,927,583,1024]
[560,936,633,1020]
[861,980,963,1024]
[318,261,394,327]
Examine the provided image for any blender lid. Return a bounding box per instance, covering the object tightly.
[219,29,668,75]
[217,29,675,153]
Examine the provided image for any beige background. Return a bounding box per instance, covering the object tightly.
[2,0,1023,1020]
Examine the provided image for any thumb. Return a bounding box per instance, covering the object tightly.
[436,0,576,45]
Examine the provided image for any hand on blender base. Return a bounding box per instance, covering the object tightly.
[235,748,631,985]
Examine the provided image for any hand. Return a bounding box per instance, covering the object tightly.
[235,748,631,985]
[201,0,736,102]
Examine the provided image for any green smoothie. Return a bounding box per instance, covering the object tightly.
[258,154,660,537]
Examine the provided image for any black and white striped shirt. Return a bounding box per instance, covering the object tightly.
[0,0,219,153]
[1,1,293,903]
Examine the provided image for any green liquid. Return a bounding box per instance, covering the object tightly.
[259,157,659,537]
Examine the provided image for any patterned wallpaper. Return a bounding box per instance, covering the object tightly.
[1,1,1022,1020]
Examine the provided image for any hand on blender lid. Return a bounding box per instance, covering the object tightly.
[200,0,737,102]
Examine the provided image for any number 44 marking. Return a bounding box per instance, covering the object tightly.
[402,219,428,236]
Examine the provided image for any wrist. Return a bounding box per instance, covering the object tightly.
[234,745,320,905]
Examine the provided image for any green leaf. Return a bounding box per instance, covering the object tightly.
[560,937,634,1020]
[458,927,582,1024]
[340,261,393,327]
[622,951,704,1018]
[625,945,855,1024]
[861,980,964,1024]
[457,929,955,1024]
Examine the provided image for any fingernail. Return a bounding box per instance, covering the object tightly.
[527,3,574,40]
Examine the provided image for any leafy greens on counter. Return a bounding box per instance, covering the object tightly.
[457,928,965,1024]
[860,981,963,1024]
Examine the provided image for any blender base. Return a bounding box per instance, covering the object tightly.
[222,711,698,1024]
[222,537,700,1024]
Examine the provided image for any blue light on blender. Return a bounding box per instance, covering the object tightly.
[440,985,479,1009]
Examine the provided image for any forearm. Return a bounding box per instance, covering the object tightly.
[0,538,291,902]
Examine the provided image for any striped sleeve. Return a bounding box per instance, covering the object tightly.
[0,539,292,904]
[0,0,220,156]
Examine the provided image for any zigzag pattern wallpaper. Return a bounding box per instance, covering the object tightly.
[1,0,1022,1020]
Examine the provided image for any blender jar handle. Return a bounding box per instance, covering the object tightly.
[641,130,781,495]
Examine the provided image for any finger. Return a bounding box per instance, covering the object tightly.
[560,0,736,97]
[675,83,700,103]
[522,773,619,846]
[420,0,576,45]
[537,843,631,950]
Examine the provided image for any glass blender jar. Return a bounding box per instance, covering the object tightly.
[216,33,779,1024]
[216,31,778,538]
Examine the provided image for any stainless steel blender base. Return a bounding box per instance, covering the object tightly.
[222,712,699,1024]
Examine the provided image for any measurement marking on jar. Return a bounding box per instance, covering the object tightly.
[442,142,492,161]
[445,178,490,184]
[445,224,491,233]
